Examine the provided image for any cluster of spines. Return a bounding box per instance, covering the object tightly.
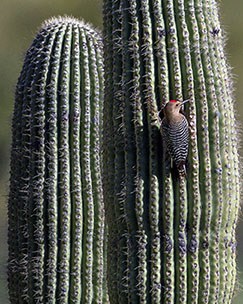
[8,16,106,303]
[103,0,239,303]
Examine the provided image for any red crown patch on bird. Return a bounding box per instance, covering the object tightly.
[169,99,177,103]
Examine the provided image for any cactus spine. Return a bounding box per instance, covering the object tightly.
[8,17,106,303]
[103,0,240,303]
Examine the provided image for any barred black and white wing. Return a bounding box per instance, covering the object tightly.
[161,115,189,176]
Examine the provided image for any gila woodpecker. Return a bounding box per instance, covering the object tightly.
[160,99,189,177]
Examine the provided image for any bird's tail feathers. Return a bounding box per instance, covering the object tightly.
[177,162,187,179]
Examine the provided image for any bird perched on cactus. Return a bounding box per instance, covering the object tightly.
[160,99,189,178]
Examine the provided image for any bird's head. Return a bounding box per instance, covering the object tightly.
[163,99,189,117]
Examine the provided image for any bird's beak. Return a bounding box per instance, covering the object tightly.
[180,99,190,105]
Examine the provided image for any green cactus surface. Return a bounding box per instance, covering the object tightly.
[103,0,240,303]
[8,16,106,303]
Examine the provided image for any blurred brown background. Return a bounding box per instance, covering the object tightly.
[0,0,242,302]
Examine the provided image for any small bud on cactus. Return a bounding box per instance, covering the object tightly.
[8,16,107,303]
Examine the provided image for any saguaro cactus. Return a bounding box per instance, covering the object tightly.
[8,17,105,303]
[103,0,240,303]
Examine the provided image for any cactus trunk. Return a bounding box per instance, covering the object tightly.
[103,0,240,303]
[8,16,106,303]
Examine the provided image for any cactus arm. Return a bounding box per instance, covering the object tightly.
[8,17,105,303]
[103,0,239,303]
[104,0,239,303]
